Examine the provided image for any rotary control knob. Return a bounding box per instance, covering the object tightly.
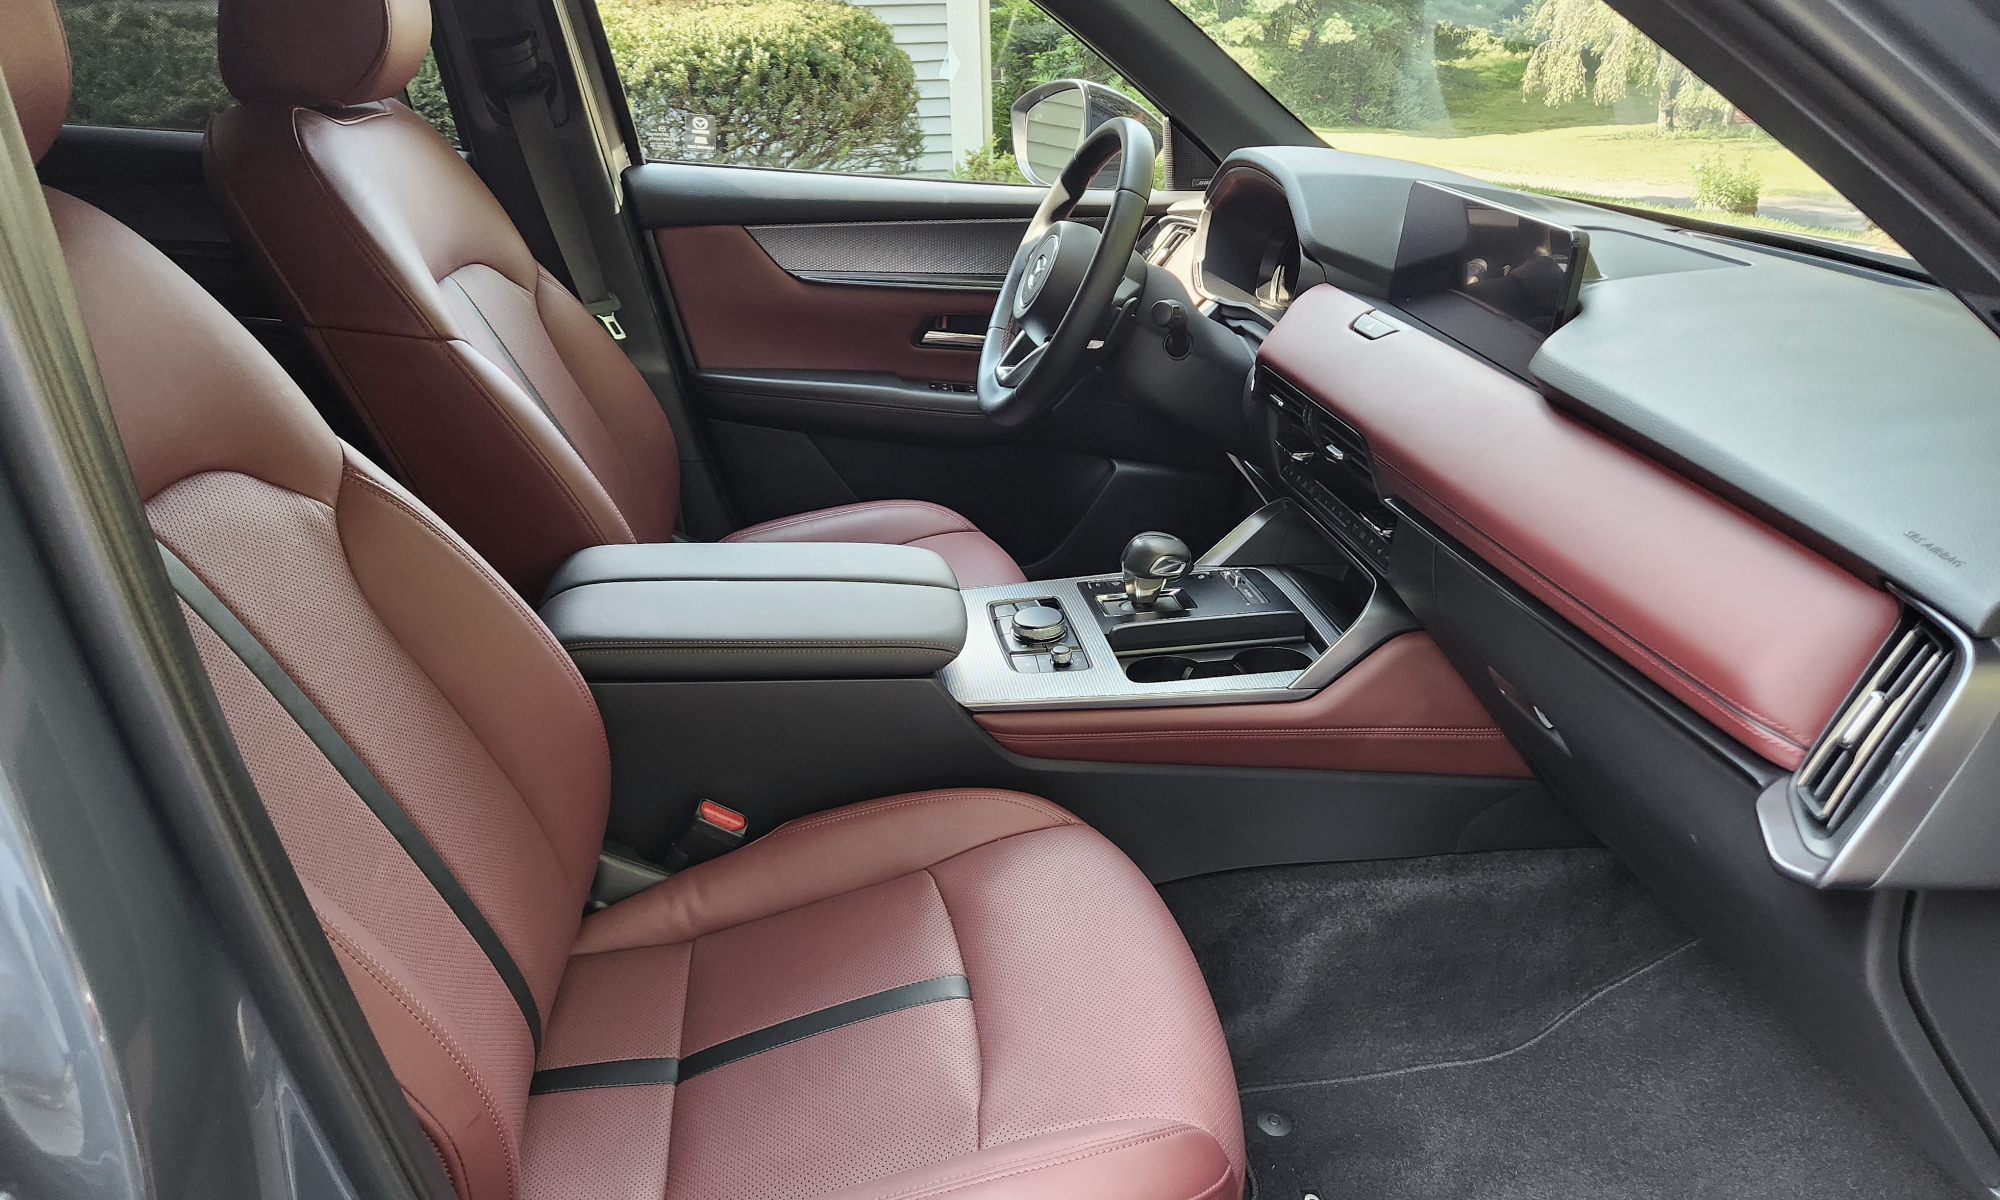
[1012,604,1068,643]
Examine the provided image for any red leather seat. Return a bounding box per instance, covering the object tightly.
[199,0,1024,597]
[5,5,1241,1197]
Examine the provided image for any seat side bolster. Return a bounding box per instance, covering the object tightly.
[573,790,1077,954]
[337,452,612,901]
[807,1121,1237,1200]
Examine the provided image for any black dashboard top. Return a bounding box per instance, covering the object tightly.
[1216,145,2000,637]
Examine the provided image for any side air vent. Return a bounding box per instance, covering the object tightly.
[1146,220,1196,266]
[1794,619,1956,830]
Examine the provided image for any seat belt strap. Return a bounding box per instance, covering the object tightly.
[159,542,545,1052]
[481,33,626,340]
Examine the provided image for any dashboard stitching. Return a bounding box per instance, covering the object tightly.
[1379,462,1810,756]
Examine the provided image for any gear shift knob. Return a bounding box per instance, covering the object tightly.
[1121,531,1191,610]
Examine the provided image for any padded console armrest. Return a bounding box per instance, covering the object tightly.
[539,543,967,682]
[544,541,962,601]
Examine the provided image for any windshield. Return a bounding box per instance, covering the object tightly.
[1168,0,1905,258]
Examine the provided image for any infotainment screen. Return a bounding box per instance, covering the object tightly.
[1389,182,1589,364]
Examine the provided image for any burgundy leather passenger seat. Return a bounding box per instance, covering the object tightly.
[3,8,1241,1198]
[199,0,1025,596]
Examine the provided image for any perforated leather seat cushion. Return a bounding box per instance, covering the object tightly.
[529,791,1242,1200]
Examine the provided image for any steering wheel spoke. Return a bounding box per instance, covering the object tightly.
[993,327,1048,389]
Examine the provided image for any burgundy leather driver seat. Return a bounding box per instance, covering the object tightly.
[198,0,1025,597]
[5,7,1239,1198]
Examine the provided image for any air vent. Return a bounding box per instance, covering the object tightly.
[1795,619,1957,830]
[1147,221,1196,266]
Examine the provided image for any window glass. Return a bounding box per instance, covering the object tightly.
[58,0,232,131]
[1168,0,1902,255]
[600,0,1145,181]
[55,1,461,144]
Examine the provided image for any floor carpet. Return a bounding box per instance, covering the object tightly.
[1160,850,1967,1199]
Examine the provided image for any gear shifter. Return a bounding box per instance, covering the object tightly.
[1121,532,1192,611]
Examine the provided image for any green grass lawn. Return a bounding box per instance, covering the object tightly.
[1303,32,1896,248]
[1312,122,1831,200]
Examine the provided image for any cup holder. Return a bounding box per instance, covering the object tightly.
[1124,645,1314,683]
[1232,645,1313,675]
[1126,656,1197,683]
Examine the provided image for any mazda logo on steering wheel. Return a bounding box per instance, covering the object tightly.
[1024,253,1050,298]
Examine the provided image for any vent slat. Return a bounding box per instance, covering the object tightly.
[1797,620,1956,830]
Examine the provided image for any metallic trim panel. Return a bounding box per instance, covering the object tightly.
[943,568,1349,711]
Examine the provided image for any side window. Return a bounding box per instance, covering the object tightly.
[55,1,462,144]
[599,0,1139,181]
[57,0,233,131]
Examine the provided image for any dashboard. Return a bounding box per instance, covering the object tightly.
[1116,142,2000,1193]
[1139,144,2000,896]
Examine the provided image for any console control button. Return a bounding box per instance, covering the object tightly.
[1012,605,1068,643]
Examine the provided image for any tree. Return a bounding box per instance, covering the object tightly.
[1517,0,1730,131]
[1169,0,1447,130]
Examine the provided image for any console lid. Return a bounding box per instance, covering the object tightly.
[539,543,967,682]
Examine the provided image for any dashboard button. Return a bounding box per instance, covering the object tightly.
[1350,311,1398,340]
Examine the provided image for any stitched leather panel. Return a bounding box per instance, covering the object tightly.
[1259,284,1899,768]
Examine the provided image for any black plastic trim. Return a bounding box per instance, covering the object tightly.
[680,974,971,1080]
[526,974,972,1094]
[528,1056,678,1095]
[160,543,545,1053]
[693,369,1000,445]
[628,162,1174,228]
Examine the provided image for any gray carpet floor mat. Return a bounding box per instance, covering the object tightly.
[1160,850,1964,1199]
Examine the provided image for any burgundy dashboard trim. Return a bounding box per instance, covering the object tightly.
[1259,285,1899,769]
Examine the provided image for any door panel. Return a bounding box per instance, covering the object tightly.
[631,163,1246,571]
[655,225,993,383]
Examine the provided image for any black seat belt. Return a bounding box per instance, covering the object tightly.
[476,32,626,341]
[160,542,544,1052]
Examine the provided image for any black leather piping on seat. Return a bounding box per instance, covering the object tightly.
[527,974,971,1095]
[159,541,545,1052]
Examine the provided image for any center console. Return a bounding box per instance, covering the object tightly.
[534,503,1542,885]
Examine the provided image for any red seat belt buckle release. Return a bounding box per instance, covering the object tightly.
[664,800,748,870]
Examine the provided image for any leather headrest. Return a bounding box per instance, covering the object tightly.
[219,0,432,108]
[1,0,72,163]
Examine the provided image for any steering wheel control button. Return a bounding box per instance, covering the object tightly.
[1012,605,1068,643]
[1350,310,1398,339]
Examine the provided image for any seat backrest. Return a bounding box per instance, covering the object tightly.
[206,0,680,594]
[7,7,610,1194]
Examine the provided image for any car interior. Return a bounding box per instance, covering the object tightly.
[5,0,2000,1196]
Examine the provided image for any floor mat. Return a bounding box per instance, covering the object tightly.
[1160,851,1965,1200]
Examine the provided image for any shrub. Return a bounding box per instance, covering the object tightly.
[600,0,924,174]
[950,146,1028,184]
[1692,156,1760,214]
[59,1,232,130]
[407,50,459,145]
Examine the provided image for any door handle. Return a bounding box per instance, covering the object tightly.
[919,330,986,350]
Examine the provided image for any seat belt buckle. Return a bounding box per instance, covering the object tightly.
[663,800,747,870]
[586,295,627,341]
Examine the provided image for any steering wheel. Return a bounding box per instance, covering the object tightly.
[978,116,1156,427]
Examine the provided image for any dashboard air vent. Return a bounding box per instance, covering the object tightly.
[1795,619,1956,830]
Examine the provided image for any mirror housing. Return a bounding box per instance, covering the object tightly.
[1010,79,1163,189]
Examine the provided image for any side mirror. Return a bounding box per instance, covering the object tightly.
[1010,80,1163,189]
